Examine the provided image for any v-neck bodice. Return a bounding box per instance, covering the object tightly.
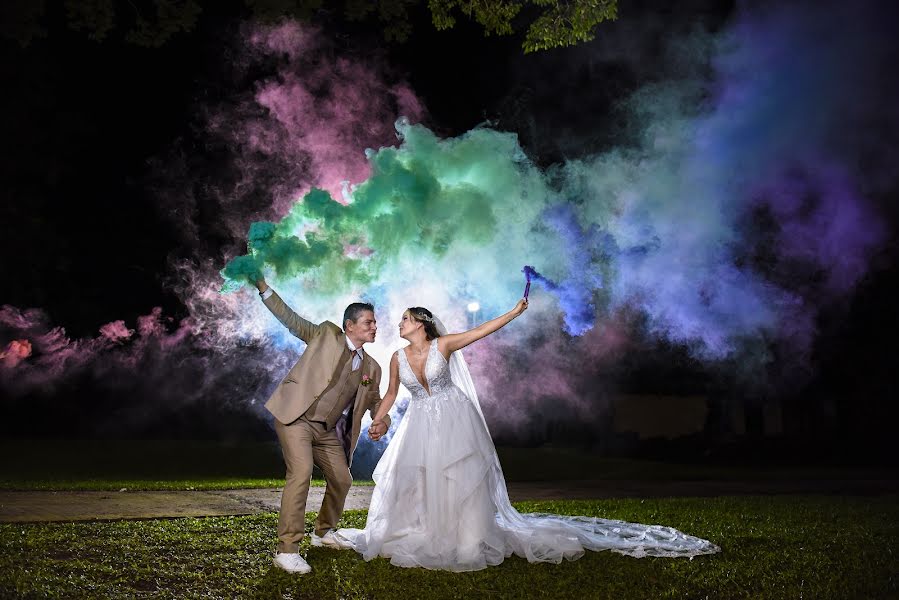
[398,339,452,400]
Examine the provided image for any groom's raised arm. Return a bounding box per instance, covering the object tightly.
[256,280,321,343]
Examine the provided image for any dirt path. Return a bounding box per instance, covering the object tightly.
[2,479,896,523]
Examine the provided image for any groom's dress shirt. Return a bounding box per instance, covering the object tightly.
[346,338,363,371]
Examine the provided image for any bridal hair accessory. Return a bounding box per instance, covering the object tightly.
[413,311,435,323]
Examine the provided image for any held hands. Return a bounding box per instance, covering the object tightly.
[368,419,388,441]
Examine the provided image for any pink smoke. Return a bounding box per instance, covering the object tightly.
[0,339,32,368]
[100,320,133,343]
[248,20,315,60]
[203,20,426,236]
[458,307,644,438]
[136,307,194,349]
[0,304,193,390]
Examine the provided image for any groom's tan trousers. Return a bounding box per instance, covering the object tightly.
[274,416,353,553]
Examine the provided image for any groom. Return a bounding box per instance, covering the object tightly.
[255,278,390,574]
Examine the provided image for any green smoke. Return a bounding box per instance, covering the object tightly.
[220,121,533,294]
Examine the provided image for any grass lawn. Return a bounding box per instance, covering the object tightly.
[1,496,897,599]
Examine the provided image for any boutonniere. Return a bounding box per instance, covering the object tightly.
[361,374,373,386]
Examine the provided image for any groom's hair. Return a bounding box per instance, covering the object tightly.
[343,302,375,330]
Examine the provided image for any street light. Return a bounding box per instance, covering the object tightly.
[467,301,480,329]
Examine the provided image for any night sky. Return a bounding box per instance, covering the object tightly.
[2,0,897,467]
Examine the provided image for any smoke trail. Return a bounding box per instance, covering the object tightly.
[0,305,188,392]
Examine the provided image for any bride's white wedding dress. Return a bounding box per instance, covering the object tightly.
[337,337,719,571]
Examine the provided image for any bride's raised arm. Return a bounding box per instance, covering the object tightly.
[438,298,528,357]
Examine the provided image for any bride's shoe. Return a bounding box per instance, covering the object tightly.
[273,552,312,574]
[310,529,354,549]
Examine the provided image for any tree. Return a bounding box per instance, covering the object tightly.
[2,0,618,53]
[429,0,618,53]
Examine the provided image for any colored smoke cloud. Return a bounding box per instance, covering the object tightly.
[215,2,891,430]
[2,2,895,463]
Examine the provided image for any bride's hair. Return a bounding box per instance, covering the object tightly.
[408,307,441,340]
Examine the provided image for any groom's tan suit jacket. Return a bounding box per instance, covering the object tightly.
[263,290,389,466]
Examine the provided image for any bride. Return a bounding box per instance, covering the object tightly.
[336,298,720,571]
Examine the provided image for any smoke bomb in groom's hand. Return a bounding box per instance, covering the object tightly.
[220,254,265,291]
[219,193,350,294]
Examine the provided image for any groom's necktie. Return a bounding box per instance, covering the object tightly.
[351,349,362,371]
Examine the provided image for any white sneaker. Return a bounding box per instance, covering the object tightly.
[273,552,311,574]
[309,529,353,550]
